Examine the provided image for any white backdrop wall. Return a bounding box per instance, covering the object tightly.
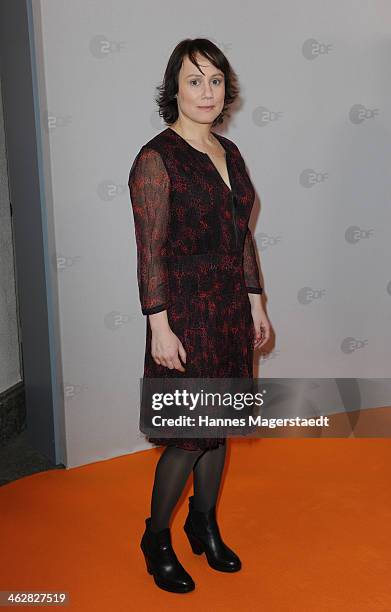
[32,0,391,467]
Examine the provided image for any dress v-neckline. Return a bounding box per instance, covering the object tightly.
[166,127,233,194]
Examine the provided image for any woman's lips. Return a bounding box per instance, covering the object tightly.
[198,105,215,110]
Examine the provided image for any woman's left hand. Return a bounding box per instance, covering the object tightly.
[250,303,271,349]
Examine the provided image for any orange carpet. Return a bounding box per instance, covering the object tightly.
[1,438,391,611]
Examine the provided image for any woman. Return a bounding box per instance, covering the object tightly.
[128,38,271,594]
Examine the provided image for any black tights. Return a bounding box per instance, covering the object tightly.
[149,443,227,533]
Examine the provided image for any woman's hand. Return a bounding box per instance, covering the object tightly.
[149,313,187,372]
[248,296,271,349]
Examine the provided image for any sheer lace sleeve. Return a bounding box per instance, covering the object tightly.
[128,147,170,315]
[243,227,263,294]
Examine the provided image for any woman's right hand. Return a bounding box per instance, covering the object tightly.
[149,316,187,372]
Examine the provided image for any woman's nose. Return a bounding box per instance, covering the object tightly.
[202,83,213,97]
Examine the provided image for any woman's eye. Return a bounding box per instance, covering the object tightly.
[189,78,223,86]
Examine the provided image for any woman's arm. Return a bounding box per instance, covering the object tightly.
[128,147,170,316]
[128,147,186,370]
[243,226,263,297]
[243,226,271,347]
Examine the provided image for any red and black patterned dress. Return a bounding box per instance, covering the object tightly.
[128,127,263,450]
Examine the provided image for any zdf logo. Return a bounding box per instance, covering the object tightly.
[349,104,379,124]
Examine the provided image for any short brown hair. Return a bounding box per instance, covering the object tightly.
[155,38,239,128]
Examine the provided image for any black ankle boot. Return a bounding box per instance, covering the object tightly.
[140,517,195,593]
[183,496,242,572]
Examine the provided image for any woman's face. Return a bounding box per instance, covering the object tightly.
[175,53,225,125]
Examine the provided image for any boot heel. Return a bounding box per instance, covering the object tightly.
[185,529,204,555]
[140,518,195,592]
[142,550,153,574]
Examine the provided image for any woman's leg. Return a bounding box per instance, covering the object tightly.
[192,443,227,511]
[150,445,204,532]
[184,442,241,573]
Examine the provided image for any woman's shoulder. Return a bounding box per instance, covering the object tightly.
[213,131,236,149]
[134,130,165,155]
[213,132,244,163]
[133,128,244,163]
[137,128,238,151]
[147,128,170,146]
[129,130,169,170]
[131,129,178,169]
[128,132,171,184]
